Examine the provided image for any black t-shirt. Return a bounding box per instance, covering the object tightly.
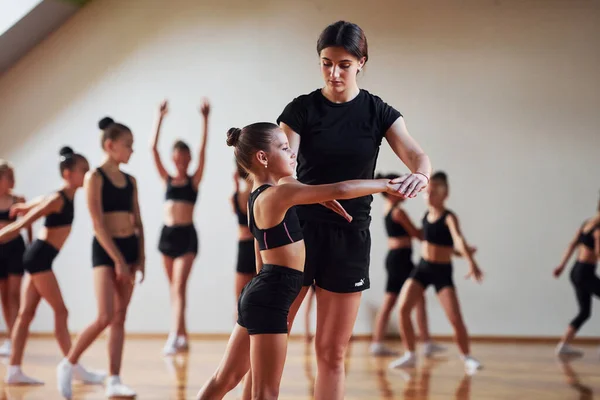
[277,89,402,229]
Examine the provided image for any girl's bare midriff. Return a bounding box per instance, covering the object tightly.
[163,201,194,226]
[238,225,253,242]
[37,226,71,250]
[577,245,598,264]
[104,212,136,238]
[422,242,454,264]
[388,236,412,250]
[576,219,599,264]
[260,241,306,272]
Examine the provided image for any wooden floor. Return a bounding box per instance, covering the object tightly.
[0,338,599,399]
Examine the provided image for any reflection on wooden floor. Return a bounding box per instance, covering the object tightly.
[0,338,598,399]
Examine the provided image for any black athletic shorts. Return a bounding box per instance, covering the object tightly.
[158,224,198,259]
[409,258,454,293]
[0,235,25,279]
[385,248,414,294]
[23,240,59,274]
[301,220,371,293]
[236,239,256,274]
[92,235,139,268]
[237,264,303,335]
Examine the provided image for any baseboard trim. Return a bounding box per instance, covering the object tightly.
[3,332,596,344]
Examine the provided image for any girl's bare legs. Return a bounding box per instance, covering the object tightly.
[304,286,315,341]
[415,295,446,356]
[313,288,362,400]
[389,280,424,369]
[250,334,289,400]
[4,275,42,384]
[58,267,115,398]
[0,275,22,356]
[371,293,399,356]
[164,254,195,355]
[196,324,251,399]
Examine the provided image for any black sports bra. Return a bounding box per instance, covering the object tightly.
[384,208,408,238]
[578,221,600,250]
[97,168,133,213]
[249,184,303,251]
[423,210,454,247]
[44,191,74,228]
[233,192,248,226]
[0,196,17,222]
[165,176,197,204]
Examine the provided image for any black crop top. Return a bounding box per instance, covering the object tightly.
[578,221,600,250]
[165,176,197,204]
[44,191,74,228]
[384,208,408,238]
[0,197,16,222]
[97,168,133,213]
[232,192,248,226]
[249,184,303,251]
[423,210,454,247]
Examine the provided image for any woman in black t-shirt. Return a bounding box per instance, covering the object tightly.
[278,21,431,399]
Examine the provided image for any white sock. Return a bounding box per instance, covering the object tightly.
[388,351,416,369]
[176,335,188,347]
[7,365,21,375]
[107,375,121,385]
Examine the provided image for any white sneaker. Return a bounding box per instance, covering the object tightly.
[388,352,417,369]
[370,343,399,356]
[556,342,583,358]
[56,358,73,399]
[175,335,189,352]
[463,356,482,374]
[105,376,136,397]
[423,342,446,357]
[4,366,44,385]
[73,363,106,384]
[0,340,12,357]
[163,333,177,355]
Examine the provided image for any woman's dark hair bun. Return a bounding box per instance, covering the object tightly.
[226,127,242,147]
[59,146,74,157]
[98,117,114,130]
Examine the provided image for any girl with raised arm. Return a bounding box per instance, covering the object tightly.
[151,99,210,355]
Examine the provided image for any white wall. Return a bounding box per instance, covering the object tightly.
[0,0,599,337]
[0,0,43,35]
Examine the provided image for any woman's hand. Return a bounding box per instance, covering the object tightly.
[388,173,429,198]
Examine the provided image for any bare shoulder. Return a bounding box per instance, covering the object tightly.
[445,209,459,225]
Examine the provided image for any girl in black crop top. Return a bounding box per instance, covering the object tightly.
[552,193,600,358]
[231,163,256,308]
[393,171,483,373]
[0,161,32,357]
[197,122,408,400]
[370,173,445,358]
[0,159,33,356]
[0,148,104,386]
[150,99,210,355]
[58,118,144,399]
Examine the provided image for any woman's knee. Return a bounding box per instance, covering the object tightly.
[17,305,37,324]
[54,305,69,321]
[315,338,347,371]
[252,387,279,400]
[96,309,114,329]
[111,307,128,327]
